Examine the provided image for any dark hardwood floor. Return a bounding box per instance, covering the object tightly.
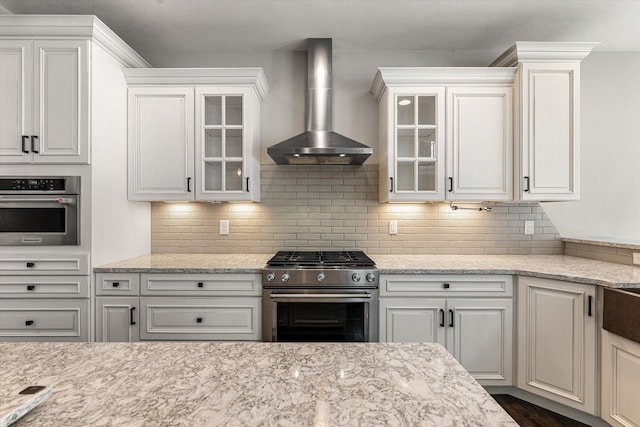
[492,395,590,427]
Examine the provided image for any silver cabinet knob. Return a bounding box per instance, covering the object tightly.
[352,273,361,282]
[366,273,376,283]
[317,272,326,282]
[281,273,290,282]
[266,273,275,282]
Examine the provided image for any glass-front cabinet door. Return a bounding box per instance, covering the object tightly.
[195,87,258,201]
[391,88,445,201]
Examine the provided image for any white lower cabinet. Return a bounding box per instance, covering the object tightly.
[0,254,90,342]
[0,299,89,341]
[95,297,139,342]
[601,330,640,427]
[517,276,597,415]
[94,272,261,341]
[140,296,260,341]
[379,275,513,386]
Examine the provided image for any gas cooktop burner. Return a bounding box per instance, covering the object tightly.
[266,251,375,268]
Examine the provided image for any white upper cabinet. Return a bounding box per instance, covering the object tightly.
[0,39,89,164]
[124,69,268,202]
[0,15,149,166]
[491,42,598,201]
[371,68,516,203]
[446,86,513,201]
[128,86,195,201]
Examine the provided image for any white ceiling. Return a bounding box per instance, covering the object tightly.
[1,0,639,59]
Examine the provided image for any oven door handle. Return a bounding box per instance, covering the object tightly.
[269,293,372,299]
[0,197,75,204]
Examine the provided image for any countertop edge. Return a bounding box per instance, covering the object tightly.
[562,237,640,251]
[93,267,263,274]
[378,268,640,288]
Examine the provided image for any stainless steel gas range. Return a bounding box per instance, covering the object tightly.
[262,251,379,342]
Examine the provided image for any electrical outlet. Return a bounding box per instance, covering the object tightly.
[524,221,535,235]
[633,253,640,265]
[219,220,229,236]
[389,220,398,235]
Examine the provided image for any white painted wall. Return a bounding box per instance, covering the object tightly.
[90,43,151,265]
[148,48,640,242]
[541,52,640,242]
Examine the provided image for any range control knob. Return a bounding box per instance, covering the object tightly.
[317,272,326,282]
[266,273,276,282]
[281,273,290,282]
[351,273,361,282]
[366,273,376,283]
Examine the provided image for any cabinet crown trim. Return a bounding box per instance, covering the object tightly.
[490,41,600,67]
[370,67,516,101]
[0,14,150,68]
[122,68,270,101]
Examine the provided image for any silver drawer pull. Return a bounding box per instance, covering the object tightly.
[270,293,371,299]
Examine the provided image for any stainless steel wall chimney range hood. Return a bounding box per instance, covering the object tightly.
[267,38,372,165]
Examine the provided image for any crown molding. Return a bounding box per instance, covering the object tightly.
[370,67,517,101]
[490,41,600,67]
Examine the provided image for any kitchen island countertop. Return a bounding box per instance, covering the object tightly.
[0,342,516,426]
[94,254,640,288]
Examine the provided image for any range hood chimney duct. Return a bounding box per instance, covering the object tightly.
[267,38,372,165]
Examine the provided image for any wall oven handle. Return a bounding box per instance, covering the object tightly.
[0,197,75,203]
[270,293,372,299]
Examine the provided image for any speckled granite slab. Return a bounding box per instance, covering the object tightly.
[93,253,272,273]
[372,255,640,288]
[0,342,516,426]
[95,253,640,288]
[562,237,640,250]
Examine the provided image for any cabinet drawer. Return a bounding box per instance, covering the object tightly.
[0,253,89,275]
[0,276,89,298]
[141,274,261,296]
[140,297,260,341]
[0,299,88,341]
[380,275,513,297]
[95,273,140,296]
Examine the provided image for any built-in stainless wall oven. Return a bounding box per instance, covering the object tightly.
[0,176,80,246]
[262,251,379,342]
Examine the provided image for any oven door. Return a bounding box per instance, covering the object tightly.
[0,195,79,245]
[262,287,378,342]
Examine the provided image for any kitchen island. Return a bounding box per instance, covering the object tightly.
[0,342,516,426]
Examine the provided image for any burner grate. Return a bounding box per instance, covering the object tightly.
[266,251,375,268]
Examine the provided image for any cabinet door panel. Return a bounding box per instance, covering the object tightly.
[96,297,139,342]
[602,330,640,427]
[447,87,512,201]
[128,87,194,200]
[0,39,32,162]
[380,298,445,343]
[447,299,513,385]
[33,40,89,163]
[518,276,596,414]
[521,63,580,200]
[140,297,261,340]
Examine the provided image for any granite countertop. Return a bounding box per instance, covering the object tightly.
[0,342,516,427]
[95,253,640,288]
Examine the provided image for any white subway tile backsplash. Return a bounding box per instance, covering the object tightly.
[150,165,564,254]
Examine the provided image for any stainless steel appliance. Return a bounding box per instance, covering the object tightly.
[267,39,373,165]
[262,250,379,342]
[0,176,80,246]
